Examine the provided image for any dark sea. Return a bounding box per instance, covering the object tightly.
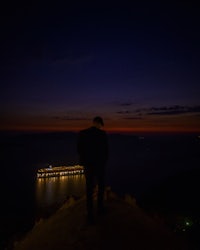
[1,131,200,249]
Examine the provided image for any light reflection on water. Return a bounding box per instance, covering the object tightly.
[35,174,86,209]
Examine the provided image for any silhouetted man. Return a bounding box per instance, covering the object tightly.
[77,116,108,223]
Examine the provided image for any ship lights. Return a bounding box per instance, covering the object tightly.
[37,165,84,178]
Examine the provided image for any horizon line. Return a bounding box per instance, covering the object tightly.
[0,128,200,136]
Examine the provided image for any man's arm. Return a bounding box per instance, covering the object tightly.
[103,132,109,162]
[77,131,83,156]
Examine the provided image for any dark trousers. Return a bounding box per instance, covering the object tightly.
[84,165,105,217]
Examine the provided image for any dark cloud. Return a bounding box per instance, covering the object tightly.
[116,110,131,114]
[123,116,143,120]
[119,102,133,107]
[147,105,200,116]
[52,116,90,121]
[148,110,188,115]
[117,105,200,117]
[188,106,200,113]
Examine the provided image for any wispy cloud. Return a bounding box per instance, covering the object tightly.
[52,116,90,121]
[147,105,200,116]
[116,104,200,118]
[116,110,131,114]
[119,102,133,107]
[122,116,143,120]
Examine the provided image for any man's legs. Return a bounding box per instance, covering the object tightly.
[84,169,95,222]
[96,168,105,213]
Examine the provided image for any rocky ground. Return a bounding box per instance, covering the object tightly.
[13,188,189,250]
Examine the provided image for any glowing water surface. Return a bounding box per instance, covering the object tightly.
[35,174,86,210]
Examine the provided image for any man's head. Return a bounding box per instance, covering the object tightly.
[93,116,104,129]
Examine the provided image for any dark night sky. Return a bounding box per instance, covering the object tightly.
[1,1,200,133]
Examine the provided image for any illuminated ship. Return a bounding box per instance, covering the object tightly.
[37,165,84,178]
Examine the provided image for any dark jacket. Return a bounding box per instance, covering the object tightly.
[77,126,108,167]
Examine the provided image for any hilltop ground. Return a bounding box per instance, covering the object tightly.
[13,188,189,250]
